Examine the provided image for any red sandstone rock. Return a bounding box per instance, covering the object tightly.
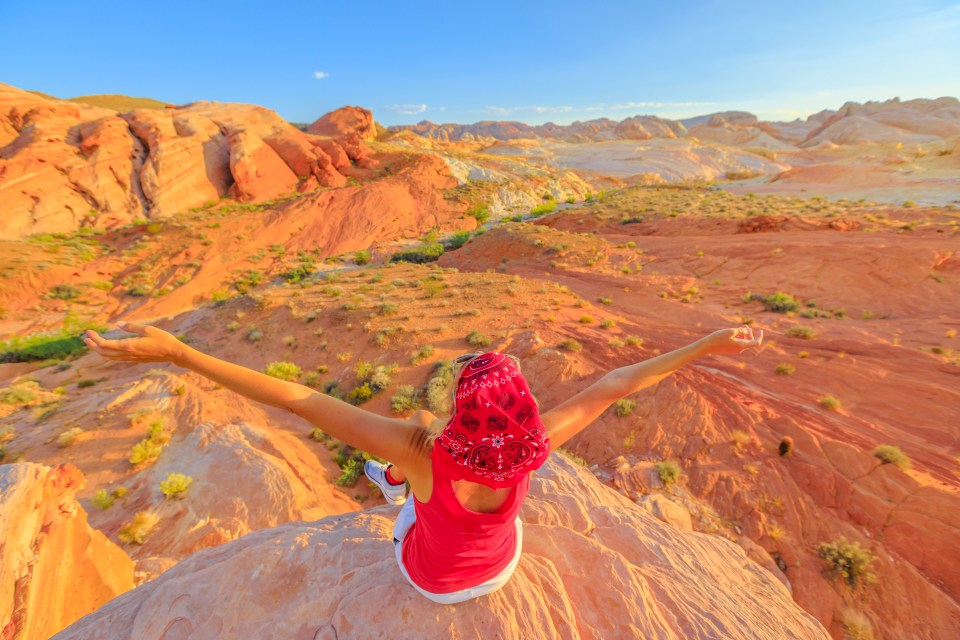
[54,456,829,640]
[307,106,377,140]
[0,463,134,640]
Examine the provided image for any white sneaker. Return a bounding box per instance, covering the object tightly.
[364,460,407,505]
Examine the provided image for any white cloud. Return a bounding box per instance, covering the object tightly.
[384,103,428,115]
[313,71,330,80]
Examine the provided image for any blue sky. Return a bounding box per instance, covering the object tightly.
[2,0,958,126]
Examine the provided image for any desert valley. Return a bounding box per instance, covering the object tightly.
[0,81,958,639]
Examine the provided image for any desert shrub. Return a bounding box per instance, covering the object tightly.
[77,378,105,388]
[841,609,875,640]
[391,385,421,413]
[48,284,81,300]
[426,360,454,414]
[446,231,472,250]
[57,427,84,448]
[579,315,594,324]
[410,344,435,364]
[336,458,363,487]
[467,204,490,224]
[113,486,129,498]
[354,361,373,381]
[309,428,329,442]
[159,473,193,499]
[303,371,322,388]
[1,383,38,404]
[390,243,444,264]
[787,325,816,340]
[378,302,399,316]
[816,537,877,587]
[354,249,371,265]
[625,335,643,347]
[118,510,160,545]
[819,395,841,410]
[775,363,796,375]
[762,292,800,313]
[615,399,636,417]
[369,366,393,392]
[264,361,301,382]
[246,327,263,342]
[598,296,612,305]
[129,439,164,464]
[558,338,582,352]
[232,269,262,294]
[530,201,557,216]
[91,489,115,510]
[347,383,374,405]
[322,380,344,400]
[872,444,911,470]
[466,330,491,348]
[0,323,100,363]
[655,460,682,486]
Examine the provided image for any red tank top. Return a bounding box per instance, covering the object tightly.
[401,444,529,593]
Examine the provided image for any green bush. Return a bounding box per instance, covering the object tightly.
[558,338,582,352]
[816,537,877,587]
[391,385,421,413]
[446,231,472,250]
[467,204,490,224]
[775,363,796,375]
[0,323,101,362]
[654,460,681,485]
[557,448,588,466]
[159,473,193,499]
[354,249,372,265]
[390,243,444,264]
[615,399,636,417]
[91,489,116,510]
[246,328,263,342]
[347,383,374,405]
[873,444,911,470]
[763,292,800,313]
[530,201,557,216]
[264,361,301,382]
[129,439,164,464]
[466,330,491,348]
[336,458,363,487]
[232,270,263,294]
[118,510,159,545]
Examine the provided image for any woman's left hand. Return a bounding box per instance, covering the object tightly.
[703,326,764,355]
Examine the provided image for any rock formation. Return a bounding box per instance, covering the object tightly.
[0,463,134,640]
[307,106,378,140]
[54,455,829,640]
[0,84,367,240]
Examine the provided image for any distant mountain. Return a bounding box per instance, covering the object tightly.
[391,98,960,149]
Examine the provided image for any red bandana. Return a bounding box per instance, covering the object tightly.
[435,352,550,487]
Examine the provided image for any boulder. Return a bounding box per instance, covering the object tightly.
[55,455,828,640]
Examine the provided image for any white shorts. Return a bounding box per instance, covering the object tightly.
[392,499,523,604]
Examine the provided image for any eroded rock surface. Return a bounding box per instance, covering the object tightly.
[55,456,828,640]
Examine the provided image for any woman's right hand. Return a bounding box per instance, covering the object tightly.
[83,321,187,364]
[702,326,764,355]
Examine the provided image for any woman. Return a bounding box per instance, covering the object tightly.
[83,322,762,604]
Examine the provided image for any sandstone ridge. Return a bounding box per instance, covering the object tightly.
[1,463,134,640]
[55,455,829,640]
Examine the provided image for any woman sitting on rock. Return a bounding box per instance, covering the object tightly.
[84,322,761,604]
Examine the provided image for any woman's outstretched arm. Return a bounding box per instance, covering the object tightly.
[540,327,762,450]
[83,321,429,466]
